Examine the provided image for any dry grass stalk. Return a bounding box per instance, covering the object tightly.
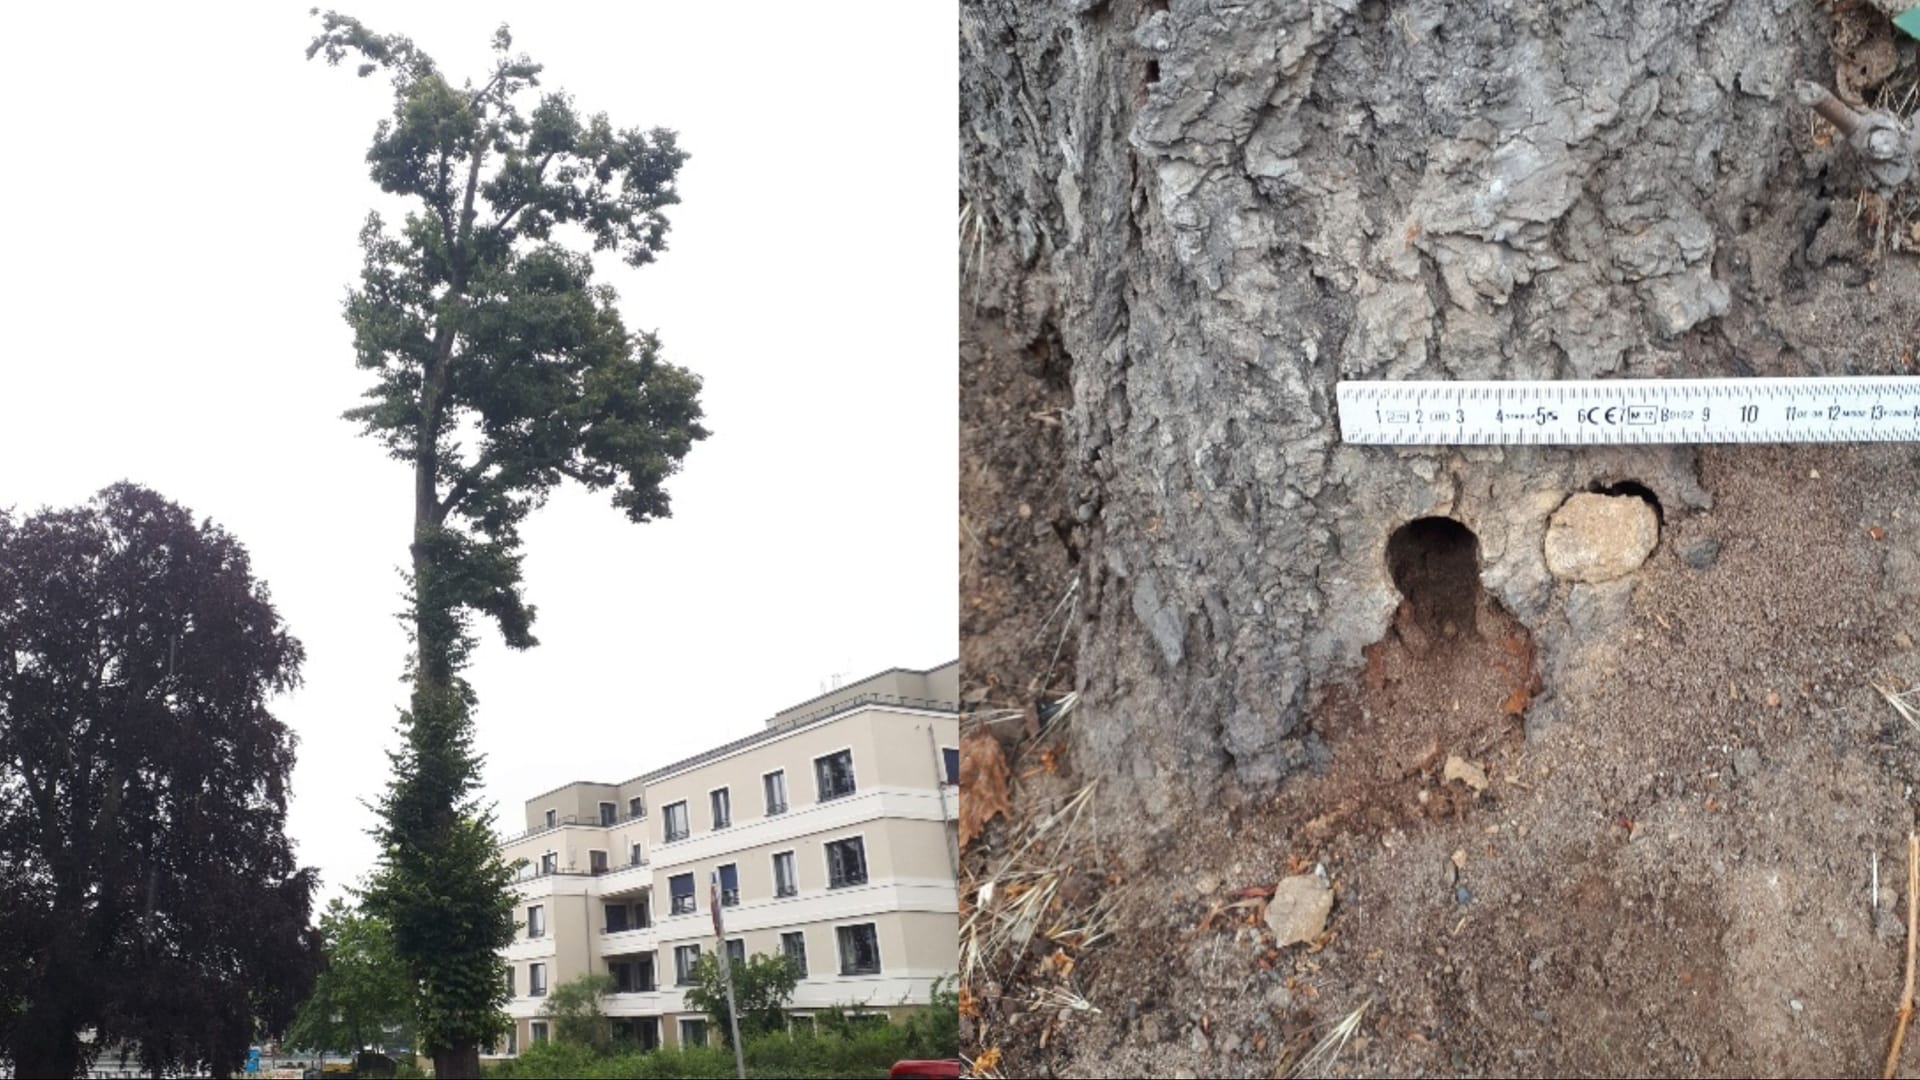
[1281,999,1370,1079]
[1885,831,1919,1080]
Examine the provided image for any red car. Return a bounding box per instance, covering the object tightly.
[889,1061,963,1079]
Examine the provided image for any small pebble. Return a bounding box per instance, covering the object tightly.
[1456,884,1474,905]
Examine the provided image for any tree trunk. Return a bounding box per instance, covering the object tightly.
[960,0,1919,819]
[9,1000,82,1079]
[434,1045,481,1079]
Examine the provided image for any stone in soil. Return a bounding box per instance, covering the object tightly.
[1266,872,1334,946]
[1545,492,1660,583]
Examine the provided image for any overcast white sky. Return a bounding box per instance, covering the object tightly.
[0,4,956,908]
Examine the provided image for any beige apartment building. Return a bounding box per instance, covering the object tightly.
[491,662,960,1056]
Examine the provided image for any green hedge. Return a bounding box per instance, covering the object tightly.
[485,1002,956,1080]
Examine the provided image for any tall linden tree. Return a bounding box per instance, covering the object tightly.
[308,14,707,1077]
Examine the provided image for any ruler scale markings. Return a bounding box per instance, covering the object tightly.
[1337,377,1919,445]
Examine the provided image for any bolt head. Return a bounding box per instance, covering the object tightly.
[1866,127,1902,159]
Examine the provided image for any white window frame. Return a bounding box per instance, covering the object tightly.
[674,943,702,985]
[530,961,548,996]
[772,850,798,898]
[763,769,789,815]
[663,800,690,842]
[834,922,882,976]
[589,848,609,874]
[506,963,516,998]
[530,1020,548,1044]
[630,841,645,867]
[679,1017,708,1048]
[717,862,740,907]
[780,930,808,977]
[539,850,557,875]
[527,904,545,939]
[709,785,732,830]
[821,831,869,889]
[543,807,557,829]
[668,872,697,916]
[598,800,618,826]
[725,937,746,967]
[812,745,858,802]
[628,795,646,818]
[941,745,960,785]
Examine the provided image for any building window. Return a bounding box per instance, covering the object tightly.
[815,749,856,801]
[710,787,732,830]
[669,873,696,915]
[506,964,516,997]
[506,1028,517,1055]
[773,851,798,897]
[675,944,701,985]
[527,905,545,939]
[605,902,630,934]
[679,1018,708,1048]
[942,746,960,785]
[637,897,652,928]
[544,808,557,829]
[726,937,746,968]
[781,931,808,978]
[539,852,557,875]
[718,863,740,907]
[664,801,689,842]
[826,836,868,888]
[635,1017,660,1051]
[599,801,617,826]
[530,1021,549,1044]
[836,924,881,975]
[637,953,657,991]
[611,960,633,993]
[630,842,645,867]
[589,849,608,874]
[764,770,788,815]
[530,962,548,996]
[629,796,645,819]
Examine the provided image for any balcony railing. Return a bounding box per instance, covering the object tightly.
[499,807,652,846]
[720,888,740,907]
[670,895,697,916]
[775,884,798,898]
[765,800,788,816]
[664,826,689,843]
[827,870,868,889]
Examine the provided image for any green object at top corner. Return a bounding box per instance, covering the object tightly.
[1897,6,1920,41]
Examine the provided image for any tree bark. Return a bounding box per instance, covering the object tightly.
[960,0,1919,819]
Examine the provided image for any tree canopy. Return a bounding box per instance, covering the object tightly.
[0,483,320,1078]
[307,12,706,1077]
[682,952,800,1045]
[285,897,415,1057]
[537,973,615,1050]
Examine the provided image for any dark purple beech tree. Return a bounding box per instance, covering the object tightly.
[307,13,707,1078]
[0,483,320,1079]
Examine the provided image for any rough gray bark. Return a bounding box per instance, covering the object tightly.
[960,0,1919,819]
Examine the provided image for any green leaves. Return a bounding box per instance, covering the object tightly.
[285,898,414,1055]
[313,13,704,1074]
[681,952,802,1045]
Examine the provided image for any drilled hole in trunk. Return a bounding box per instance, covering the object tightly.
[1386,516,1483,644]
